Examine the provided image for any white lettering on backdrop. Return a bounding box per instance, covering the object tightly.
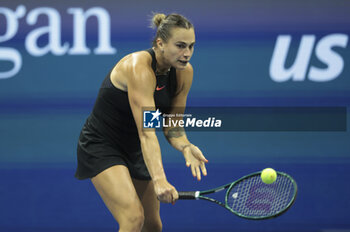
[0,5,116,79]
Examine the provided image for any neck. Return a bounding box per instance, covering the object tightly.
[153,47,171,74]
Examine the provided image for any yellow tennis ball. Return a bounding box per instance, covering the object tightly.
[261,168,277,184]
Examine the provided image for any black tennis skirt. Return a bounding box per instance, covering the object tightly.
[75,124,151,181]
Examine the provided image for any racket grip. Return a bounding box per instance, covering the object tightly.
[178,191,198,200]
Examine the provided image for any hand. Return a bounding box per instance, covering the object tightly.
[182,144,208,181]
[153,178,179,204]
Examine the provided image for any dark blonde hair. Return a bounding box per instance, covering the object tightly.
[150,13,193,46]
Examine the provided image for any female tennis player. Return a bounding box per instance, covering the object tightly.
[75,13,208,232]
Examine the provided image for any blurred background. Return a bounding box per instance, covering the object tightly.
[0,0,349,231]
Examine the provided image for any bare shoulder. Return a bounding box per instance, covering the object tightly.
[115,50,152,72]
[111,50,154,90]
[127,51,155,82]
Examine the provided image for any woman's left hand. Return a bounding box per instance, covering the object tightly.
[182,144,208,181]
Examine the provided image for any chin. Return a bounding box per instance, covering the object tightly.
[174,63,188,70]
[175,66,187,70]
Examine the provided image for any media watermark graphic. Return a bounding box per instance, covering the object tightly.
[142,107,346,132]
[143,108,222,130]
[143,109,162,128]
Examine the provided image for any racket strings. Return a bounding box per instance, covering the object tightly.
[227,174,296,218]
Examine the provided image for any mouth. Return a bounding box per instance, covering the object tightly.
[178,60,189,65]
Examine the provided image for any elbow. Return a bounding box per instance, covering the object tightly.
[139,130,157,144]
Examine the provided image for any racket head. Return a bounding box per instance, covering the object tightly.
[225,171,297,220]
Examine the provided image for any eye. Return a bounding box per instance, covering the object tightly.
[176,43,186,49]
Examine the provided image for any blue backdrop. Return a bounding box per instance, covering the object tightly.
[1,1,349,231]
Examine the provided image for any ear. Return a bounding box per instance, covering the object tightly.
[156,38,165,51]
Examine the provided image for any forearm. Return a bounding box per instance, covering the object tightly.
[140,132,167,181]
[163,126,191,152]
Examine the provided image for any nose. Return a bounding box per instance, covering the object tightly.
[183,47,192,58]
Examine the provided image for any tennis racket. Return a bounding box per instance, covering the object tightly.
[178,171,297,220]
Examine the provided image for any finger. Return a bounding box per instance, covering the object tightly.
[190,165,196,178]
[192,147,209,163]
[183,150,191,167]
[172,189,179,204]
[200,162,207,176]
[166,192,173,204]
[158,189,174,204]
[199,153,209,163]
[173,190,179,200]
[196,166,201,181]
[157,195,167,203]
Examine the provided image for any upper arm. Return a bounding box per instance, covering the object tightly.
[162,63,193,139]
[126,53,156,136]
[171,63,194,110]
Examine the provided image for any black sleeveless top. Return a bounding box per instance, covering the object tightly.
[84,48,177,154]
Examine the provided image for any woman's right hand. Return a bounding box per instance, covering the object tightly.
[153,178,179,204]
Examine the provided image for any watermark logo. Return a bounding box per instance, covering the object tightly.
[143,109,162,128]
[162,113,221,128]
[142,108,222,130]
[142,107,345,131]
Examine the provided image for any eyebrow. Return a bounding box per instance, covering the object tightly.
[176,41,196,46]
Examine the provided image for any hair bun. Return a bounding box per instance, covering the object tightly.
[151,13,166,28]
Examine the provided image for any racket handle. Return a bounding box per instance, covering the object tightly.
[178,191,198,200]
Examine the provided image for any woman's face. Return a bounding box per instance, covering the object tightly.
[161,28,195,70]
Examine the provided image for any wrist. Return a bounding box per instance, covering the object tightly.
[152,175,167,183]
[181,143,192,152]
